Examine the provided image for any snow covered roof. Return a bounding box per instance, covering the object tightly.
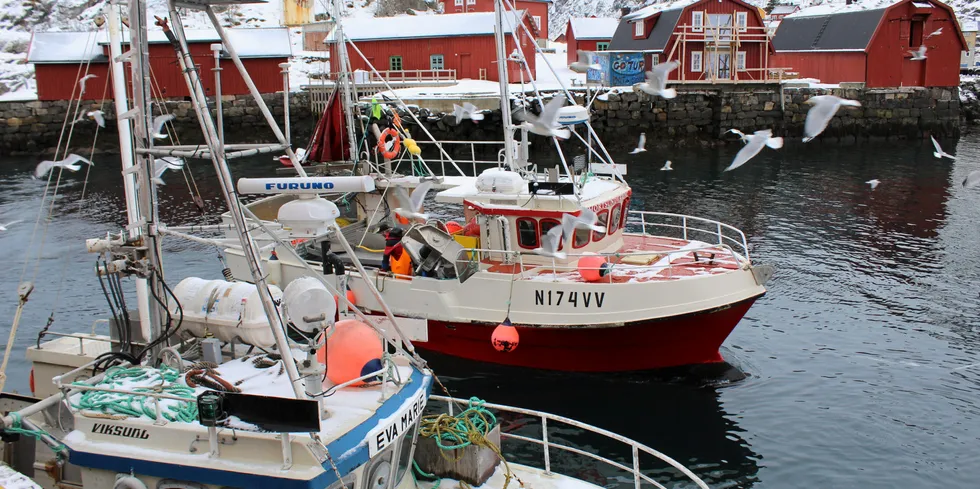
[569,17,620,40]
[770,5,800,15]
[963,20,979,33]
[773,8,884,51]
[332,11,527,42]
[611,7,685,52]
[786,0,898,18]
[27,28,291,63]
[27,32,105,63]
[623,0,701,21]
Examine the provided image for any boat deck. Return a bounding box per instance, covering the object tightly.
[418,462,601,489]
[487,235,744,283]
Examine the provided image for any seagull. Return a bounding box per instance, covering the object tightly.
[0,220,22,231]
[803,95,862,142]
[78,74,96,96]
[531,224,566,259]
[34,154,94,179]
[926,27,942,39]
[563,208,606,236]
[392,181,433,222]
[963,170,980,188]
[517,96,571,139]
[633,61,680,99]
[151,114,176,139]
[724,129,783,172]
[453,102,484,124]
[661,160,673,171]
[909,45,927,61]
[931,136,956,160]
[630,133,647,154]
[727,128,749,142]
[152,157,185,185]
[569,50,601,73]
[866,179,880,190]
[87,110,105,128]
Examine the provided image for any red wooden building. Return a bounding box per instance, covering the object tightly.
[771,0,967,87]
[564,17,619,65]
[27,28,291,101]
[328,11,537,82]
[609,0,776,83]
[446,0,551,40]
[767,5,800,22]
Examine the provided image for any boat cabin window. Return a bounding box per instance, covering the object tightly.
[573,226,590,248]
[540,218,562,250]
[516,218,538,249]
[609,204,622,235]
[620,197,631,230]
[593,210,609,241]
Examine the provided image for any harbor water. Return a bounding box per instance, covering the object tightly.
[1,134,979,488]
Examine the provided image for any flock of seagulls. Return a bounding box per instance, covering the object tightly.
[533,209,607,259]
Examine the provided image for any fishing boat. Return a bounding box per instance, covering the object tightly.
[220,0,774,372]
[0,0,713,488]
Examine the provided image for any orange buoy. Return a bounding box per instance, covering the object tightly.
[29,368,34,395]
[444,221,464,234]
[491,319,519,353]
[346,289,356,307]
[578,255,610,282]
[317,319,383,387]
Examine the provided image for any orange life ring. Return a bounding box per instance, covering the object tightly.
[378,128,401,160]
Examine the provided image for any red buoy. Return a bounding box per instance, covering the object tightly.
[317,319,382,387]
[346,289,356,307]
[29,368,35,395]
[445,221,464,234]
[491,319,520,352]
[578,255,610,282]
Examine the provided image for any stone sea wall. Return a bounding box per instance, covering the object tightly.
[0,85,961,156]
[0,93,314,156]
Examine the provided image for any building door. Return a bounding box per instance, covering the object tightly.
[708,51,731,80]
[459,53,470,79]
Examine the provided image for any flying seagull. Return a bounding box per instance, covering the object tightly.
[0,220,22,231]
[87,110,105,128]
[517,96,571,139]
[630,133,647,154]
[727,128,749,142]
[725,129,783,172]
[151,114,176,139]
[866,179,880,190]
[661,160,673,171]
[633,61,680,99]
[393,181,433,222]
[926,27,942,39]
[569,50,601,74]
[803,95,862,142]
[34,154,94,179]
[152,157,185,185]
[78,74,97,96]
[931,136,955,160]
[909,45,927,61]
[563,208,606,236]
[453,102,484,124]
[532,224,566,259]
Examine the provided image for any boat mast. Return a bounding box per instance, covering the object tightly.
[107,0,153,345]
[160,0,307,399]
[332,0,359,164]
[126,0,168,363]
[493,0,517,170]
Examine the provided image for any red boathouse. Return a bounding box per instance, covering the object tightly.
[610,0,778,83]
[770,0,967,87]
[446,0,551,40]
[27,28,291,101]
[564,17,619,65]
[327,11,537,82]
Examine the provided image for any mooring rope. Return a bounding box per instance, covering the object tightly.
[69,366,198,423]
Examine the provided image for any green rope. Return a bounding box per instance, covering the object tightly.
[418,396,497,452]
[5,412,68,459]
[70,366,197,423]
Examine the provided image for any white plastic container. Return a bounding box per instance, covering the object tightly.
[170,278,283,348]
[476,168,525,195]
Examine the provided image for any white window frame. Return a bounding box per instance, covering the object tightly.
[634,19,645,37]
[736,51,746,70]
[533,15,541,31]
[736,12,748,32]
[692,11,704,33]
[596,42,609,51]
[691,51,703,72]
[466,0,475,4]
[430,54,444,70]
[651,53,660,65]
[455,0,463,5]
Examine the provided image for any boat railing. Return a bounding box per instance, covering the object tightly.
[627,211,750,262]
[452,243,745,281]
[430,395,711,489]
[413,140,507,176]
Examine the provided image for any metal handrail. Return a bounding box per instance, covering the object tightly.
[627,210,750,261]
[453,242,745,282]
[414,140,508,176]
[430,395,710,489]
